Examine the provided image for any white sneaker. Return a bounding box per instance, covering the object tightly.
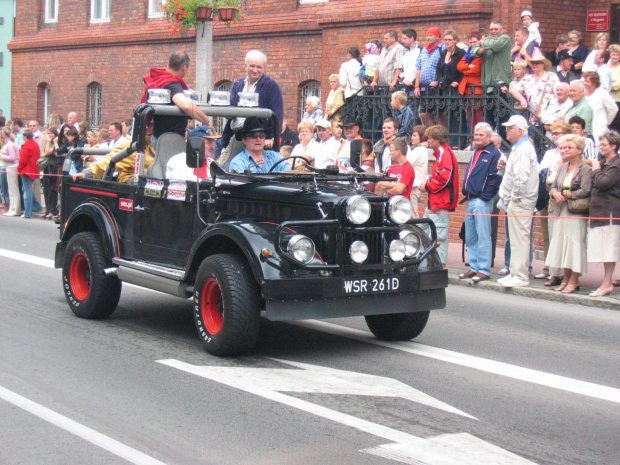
[498,268,510,276]
[501,276,530,288]
[534,273,548,279]
[497,274,513,284]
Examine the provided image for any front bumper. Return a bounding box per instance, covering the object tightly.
[263,268,447,321]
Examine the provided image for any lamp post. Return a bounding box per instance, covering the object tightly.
[195,6,213,103]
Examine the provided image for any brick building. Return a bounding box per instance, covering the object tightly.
[7,0,612,127]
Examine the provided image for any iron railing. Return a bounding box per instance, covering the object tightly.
[341,85,554,157]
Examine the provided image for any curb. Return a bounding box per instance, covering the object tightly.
[447,273,620,311]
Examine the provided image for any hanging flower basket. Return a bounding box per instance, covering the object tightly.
[213,0,243,25]
[163,0,215,33]
[195,6,213,21]
[216,6,236,21]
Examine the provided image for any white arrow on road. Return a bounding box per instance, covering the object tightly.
[158,358,536,465]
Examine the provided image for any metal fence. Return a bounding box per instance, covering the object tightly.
[341,85,554,156]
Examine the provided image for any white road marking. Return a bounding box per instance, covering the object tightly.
[0,385,167,465]
[4,248,619,405]
[0,248,55,268]
[159,359,535,465]
[293,320,620,405]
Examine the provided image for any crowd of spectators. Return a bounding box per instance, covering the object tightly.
[2,13,619,295]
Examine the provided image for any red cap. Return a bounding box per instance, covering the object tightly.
[426,27,442,38]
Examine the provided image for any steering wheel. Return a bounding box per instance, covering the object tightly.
[268,156,320,173]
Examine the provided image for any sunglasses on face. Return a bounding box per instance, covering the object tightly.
[246,133,266,140]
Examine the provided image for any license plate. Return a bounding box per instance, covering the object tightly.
[343,276,401,295]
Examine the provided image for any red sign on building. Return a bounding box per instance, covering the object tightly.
[587,10,610,32]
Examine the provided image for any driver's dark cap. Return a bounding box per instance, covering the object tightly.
[342,115,360,127]
[236,117,266,141]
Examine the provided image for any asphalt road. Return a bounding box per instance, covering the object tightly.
[1,216,619,465]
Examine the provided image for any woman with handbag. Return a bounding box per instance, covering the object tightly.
[545,134,593,293]
[0,128,21,216]
[587,131,620,297]
[40,128,59,219]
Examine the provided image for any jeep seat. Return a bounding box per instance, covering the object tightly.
[147,132,186,178]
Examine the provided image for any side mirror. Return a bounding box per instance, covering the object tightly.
[185,136,205,168]
[349,139,362,168]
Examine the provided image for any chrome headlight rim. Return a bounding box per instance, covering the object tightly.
[349,240,369,264]
[345,195,371,225]
[287,234,315,264]
[399,230,422,258]
[388,239,406,262]
[386,195,411,225]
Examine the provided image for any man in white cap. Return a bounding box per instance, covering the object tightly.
[314,119,338,169]
[497,115,539,288]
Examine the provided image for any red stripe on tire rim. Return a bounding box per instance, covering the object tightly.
[70,252,90,301]
[202,278,223,335]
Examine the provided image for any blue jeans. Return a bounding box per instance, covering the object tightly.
[422,209,450,265]
[21,175,42,217]
[465,198,493,276]
[0,167,8,203]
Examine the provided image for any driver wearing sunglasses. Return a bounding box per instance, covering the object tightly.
[229,117,291,173]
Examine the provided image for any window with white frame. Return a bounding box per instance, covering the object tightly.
[91,0,111,22]
[44,85,51,125]
[148,0,164,18]
[300,81,321,119]
[88,83,103,128]
[215,81,232,135]
[45,0,59,22]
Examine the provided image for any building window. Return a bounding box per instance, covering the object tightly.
[148,0,164,17]
[91,0,111,22]
[88,83,103,128]
[214,81,232,135]
[37,84,51,126]
[45,0,59,22]
[300,81,321,119]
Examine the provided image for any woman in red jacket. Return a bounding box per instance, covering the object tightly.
[17,128,42,218]
[420,125,459,266]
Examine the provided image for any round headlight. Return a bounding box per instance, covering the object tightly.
[389,240,406,262]
[349,241,369,264]
[387,196,412,224]
[287,235,315,264]
[400,231,421,257]
[345,195,371,225]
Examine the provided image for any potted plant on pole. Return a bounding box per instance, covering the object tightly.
[213,0,243,24]
[163,0,214,33]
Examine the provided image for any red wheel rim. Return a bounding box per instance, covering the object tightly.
[69,252,90,301]
[201,278,223,334]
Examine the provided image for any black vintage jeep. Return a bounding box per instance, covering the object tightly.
[55,103,447,356]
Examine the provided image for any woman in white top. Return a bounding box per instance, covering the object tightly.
[406,125,429,218]
[338,47,363,99]
[290,121,321,169]
[583,71,618,148]
[0,128,22,216]
[582,33,609,73]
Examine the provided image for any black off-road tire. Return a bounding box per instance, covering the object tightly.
[365,311,430,341]
[62,232,122,319]
[193,254,261,356]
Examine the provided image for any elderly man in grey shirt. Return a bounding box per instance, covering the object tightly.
[497,115,539,288]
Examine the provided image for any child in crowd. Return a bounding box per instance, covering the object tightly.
[360,138,375,171]
[520,10,542,47]
[361,41,381,85]
[390,91,415,140]
[509,60,528,115]
[280,145,292,158]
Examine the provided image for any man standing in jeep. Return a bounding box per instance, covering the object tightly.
[221,50,284,154]
[141,51,210,144]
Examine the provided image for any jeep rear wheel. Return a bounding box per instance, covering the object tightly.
[193,254,261,356]
[365,311,430,341]
[62,232,122,319]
